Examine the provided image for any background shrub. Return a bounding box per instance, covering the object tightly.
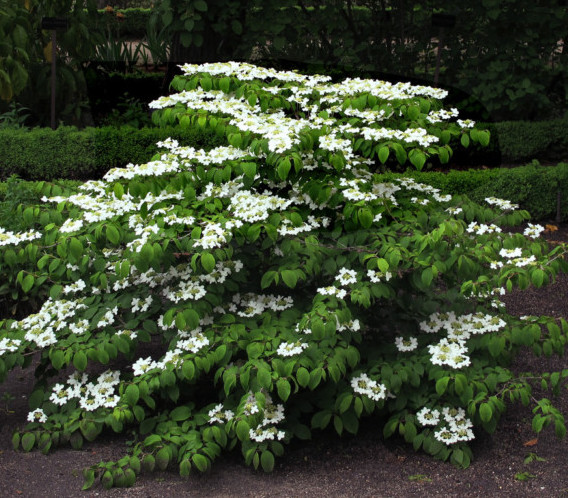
[0,126,224,180]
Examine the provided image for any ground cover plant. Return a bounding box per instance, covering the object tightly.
[0,62,567,490]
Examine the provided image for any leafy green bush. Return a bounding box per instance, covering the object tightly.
[1,63,567,491]
[0,126,224,180]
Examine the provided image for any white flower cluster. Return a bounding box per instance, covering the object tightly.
[276,340,308,357]
[226,292,294,318]
[0,227,42,247]
[417,407,474,445]
[420,311,506,369]
[426,108,459,123]
[249,393,286,442]
[59,218,84,233]
[416,407,440,426]
[131,295,153,313]
[457,119,476,128]
[132,327,210,376]
[428,338,471,369]
[351,373,387,402]
[360,126,439,147]
[367,269,392,283]
[490,247,537,269]
[277,215,330,237]
[63,279,86,295]
[317,286,347,299]
[49,370,121,411]
[208,403,234,424]
[12,298,87,349]
[0,337,21,356]
[229,191,293,223]
[485,197,518,211]
[466,222,502,235]
[523,223,545,239]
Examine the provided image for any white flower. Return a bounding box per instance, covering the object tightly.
[395,336,418,352]
[416,407,440,426]
[523,223,545,239]
[132,357,158,376]
[351,373,387,402]
[208,403,234,424]
[276,340,308,357]
[27,408,47,423]
[434,427,459,445]
[499,247,522,259]
[335,268,357,286]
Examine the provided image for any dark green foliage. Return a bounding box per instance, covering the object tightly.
[92,8,152,39]
[0,126,224,180]
[397,163,568,222]
[491,120,568,165]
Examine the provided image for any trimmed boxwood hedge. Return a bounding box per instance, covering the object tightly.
[2,119,567,181]
[0,126,224,181]
[393,162,568,223]
[2,162,567,224]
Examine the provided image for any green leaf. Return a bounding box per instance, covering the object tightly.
[435,376,450,395]
[21,433,35,452]
[460,134,470,148]
[201,252,215,273]
[170,405,191,421]
[179,459,192,477]
[242,162,256,179]
[156,447,170,470]
[261,270,277,289]
[125,384,140,406]
[478,130,490,147]
[69,238,83,260]
[73,351,87,371]
[236,420,250,441]
[281,269,298,288]
[106,225,119,245]
[479,402,492,422]
[277,378,291,402]
[260,450,274,472]
[192,453,208,472]
[296,367,310,388]
[421,267,433,287]
[257,367,272,389]
[531,268,545,288]
[378,146,389,164]
[21,274,34,293]
[277,158,291,180]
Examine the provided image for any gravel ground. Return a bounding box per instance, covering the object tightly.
[0,224,567,497]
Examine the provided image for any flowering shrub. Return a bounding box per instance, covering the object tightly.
[1,62,568,489]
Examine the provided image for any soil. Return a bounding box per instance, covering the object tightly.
[1,223,567,497]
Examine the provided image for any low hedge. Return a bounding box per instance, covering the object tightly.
[487,119,568,165]
[2,162,567,224]
[2,118,567,181]
[396,162,568,222]
[450,118,568,167]
[0,126,224,181]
